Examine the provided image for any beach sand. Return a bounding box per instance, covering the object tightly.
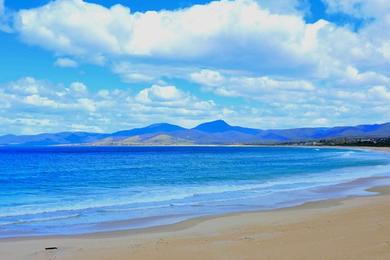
[1,185,390,260]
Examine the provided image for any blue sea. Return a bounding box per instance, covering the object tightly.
[1,146,390,238]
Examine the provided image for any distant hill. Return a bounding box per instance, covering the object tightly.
[193,120,260,135]
[0,120,389,146]
[0,132,107,146]
[92,134,194,146]
[111,123,185,138]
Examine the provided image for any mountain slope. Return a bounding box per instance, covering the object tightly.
[112,123,185,138]
[0,120,389,146]
[0,132,107,146]
[193,120,260,135]
[264,122,390,141]
[91,134,194,146]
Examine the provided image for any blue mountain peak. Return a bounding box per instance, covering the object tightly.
[193,120,233,133]
[112,123,184,137]
[146,123,182,129]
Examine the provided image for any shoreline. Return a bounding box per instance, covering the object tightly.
[9,144,390,149]
[1,146,390,259]
[1,147,389,239]
[1,185,390,259]
[3,173,390,242]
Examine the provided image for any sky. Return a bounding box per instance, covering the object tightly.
[0,0,389,135]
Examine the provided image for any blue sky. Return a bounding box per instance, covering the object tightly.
[0,0,389,134]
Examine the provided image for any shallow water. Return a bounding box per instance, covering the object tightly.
[0,146,389,238]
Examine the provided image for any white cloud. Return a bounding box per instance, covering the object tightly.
[135,84,215,110]
[190,69,225,87]
[368,85,390,100]
[13,0,390,83]
[1,75,390,134]
[190,69,315,99]
[12,0,390,81]
[136,85,184,103]
[24,94,58,108]
[338,66,390,87]
[188,68,390,127]
[322,0,390,71]
[54,57,78,68]
[324,0,390,19]
[14,0,329,73]
[4,0,390,131]
[77,98,96,112]
[70,82,88,93]
[0,77,221,134]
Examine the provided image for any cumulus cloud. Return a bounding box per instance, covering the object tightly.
[24,94,58,108]
[322,0,390,69]
[190,69,225,87]
[4,0,390,131]
[136,85,186,103]
[14,0,331,74]
[54,57,78,68]
[368,85,390,101]
[13,0,390,80]
[324,0,390,19]
[190,69,315,98]
[0,77,221,134]
[1,75,390,134]
[135,84,215,111]
[337,66,390,87]
[188,68,390,127]
[70,82,87,92]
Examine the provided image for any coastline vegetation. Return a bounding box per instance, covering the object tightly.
[278,137,390,147]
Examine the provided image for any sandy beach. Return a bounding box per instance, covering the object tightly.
[0,183,389,260]
[1,147,389,260]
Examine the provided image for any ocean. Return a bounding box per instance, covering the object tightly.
[0,146,390,238]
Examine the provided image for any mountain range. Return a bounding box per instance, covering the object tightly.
[0,120,389,146]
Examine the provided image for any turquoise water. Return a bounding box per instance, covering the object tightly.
[0,146,389,238]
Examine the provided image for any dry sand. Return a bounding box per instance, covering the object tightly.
[1,185,390,260]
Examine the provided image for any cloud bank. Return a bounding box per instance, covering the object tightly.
[1,0,389,133]
[14,0,329,73]
[0,77,221,134]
